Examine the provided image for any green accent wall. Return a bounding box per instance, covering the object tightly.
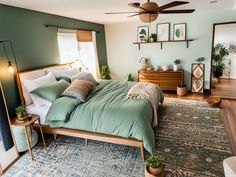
[0,4,107,116]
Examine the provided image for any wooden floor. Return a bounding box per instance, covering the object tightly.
[165,92,236,155]
[211,78,236,99]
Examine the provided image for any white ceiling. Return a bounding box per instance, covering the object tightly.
[0,0,236,24]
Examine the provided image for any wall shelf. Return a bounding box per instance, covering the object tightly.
[133,39,194,50]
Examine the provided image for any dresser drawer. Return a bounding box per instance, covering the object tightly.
[139,79,160,86]
[160,72,182,79]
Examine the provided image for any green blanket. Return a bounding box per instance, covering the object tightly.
[46,80,164,154]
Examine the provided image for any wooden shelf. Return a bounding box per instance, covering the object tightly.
[133,39,194,50]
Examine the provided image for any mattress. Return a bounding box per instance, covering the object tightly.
[26,104,51,124]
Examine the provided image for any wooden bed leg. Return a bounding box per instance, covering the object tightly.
[140,145,145,161]
[85,139,88,146]
[53,134,57,140]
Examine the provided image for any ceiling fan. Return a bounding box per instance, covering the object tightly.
[105,1,195,23]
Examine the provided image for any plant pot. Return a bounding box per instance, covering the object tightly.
[177,85,188,96]
[211,77,219,88]
[173,64,178,71]
[145,165,165,177]
[150,38,155,42]
[16,115,28,122]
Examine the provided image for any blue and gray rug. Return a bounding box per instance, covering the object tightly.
[4,98,231,177]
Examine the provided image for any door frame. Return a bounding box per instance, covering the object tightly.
[210,21,236,94]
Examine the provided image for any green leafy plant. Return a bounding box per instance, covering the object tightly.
[146,156,162,168]
[212,43,229,78]
[100,65,111,80]
[15,105,27,118]
[150,33,156,42]
[195,57,205,64]
[173,59,181,65]
[127,73,134,81]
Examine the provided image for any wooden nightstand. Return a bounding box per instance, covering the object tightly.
[10,115,46,160]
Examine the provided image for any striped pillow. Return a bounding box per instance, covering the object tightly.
[62,79,95,102]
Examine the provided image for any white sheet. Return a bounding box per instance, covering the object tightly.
[26,104,51,124]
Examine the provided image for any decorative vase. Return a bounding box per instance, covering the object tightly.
[173,64,178,71]
[145,165,165,177]
[177,85,188,96]
[162,65,169,71]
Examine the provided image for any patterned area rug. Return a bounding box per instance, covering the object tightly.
[4,98,231,177]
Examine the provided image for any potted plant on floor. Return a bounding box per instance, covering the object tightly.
[101,65,112,80]
[212,43,229,79]
[15,105,27,122]
[173,59,181,71]
[145,156,165,177]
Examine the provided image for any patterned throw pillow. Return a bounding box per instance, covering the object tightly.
[70,72,98,85]
[62,79,95,102]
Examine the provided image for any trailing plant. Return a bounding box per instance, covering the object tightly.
[127,73,134,81]
[146,156,162,168]
[15,105,27,118]
[212,43,229,78]
[173,59,181,65]
[100,65,111,80]
[195,57,205,64]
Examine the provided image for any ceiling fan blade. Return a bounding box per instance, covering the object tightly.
[127,12,149,17]
[105,12,139,14]
[160,9,195,14]
[156,1,189,12]
[128,3,140,8]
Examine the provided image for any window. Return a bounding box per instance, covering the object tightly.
[57,29,100,78]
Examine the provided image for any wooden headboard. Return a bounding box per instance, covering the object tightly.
[16,63,72,105]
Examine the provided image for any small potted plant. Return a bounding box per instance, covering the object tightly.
[150,33,156,42]
[100,65,112,80]
[127,73,134,81]
[15,105,27,121]
[195,57,205,64]
[145,156,165,177]
[173,59,181,71]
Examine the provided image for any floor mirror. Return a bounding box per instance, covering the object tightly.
[211,21,236,99]
[0,82,19,175]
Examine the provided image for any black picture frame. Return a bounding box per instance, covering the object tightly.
[137,26,149,42]
[156,23,170,41]
[173,23,187,41]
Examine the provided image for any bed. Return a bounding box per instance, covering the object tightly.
[16,63,164,160]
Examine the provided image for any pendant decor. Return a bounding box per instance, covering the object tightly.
[191,63,205,93]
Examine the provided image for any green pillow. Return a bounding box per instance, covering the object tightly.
[56,76,71,83]
[31,80,70,102]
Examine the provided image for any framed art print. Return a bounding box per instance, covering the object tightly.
[137,26,149,42]
[173,23,186,41]
[157,23,170,41]
[191,63,205,93]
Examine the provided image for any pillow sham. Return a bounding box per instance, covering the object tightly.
[62,79,95,102]
[71,72,98,85]
[56,76,71,83]
[47,68,78,78]
[31,80,70,102]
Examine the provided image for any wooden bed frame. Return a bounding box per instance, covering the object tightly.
[16,64,145,160]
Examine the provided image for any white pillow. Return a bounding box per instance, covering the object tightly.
[31,95,52,107]
[71,72,98,85]
[22,73,57,106]
[47,68,78,78]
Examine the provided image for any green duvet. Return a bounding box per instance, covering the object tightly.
[46,80,164,154]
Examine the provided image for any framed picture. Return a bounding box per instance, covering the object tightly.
[137,26,149,42]
[156,23,170,41]
[173,23,186,41]
[191,63,205,93]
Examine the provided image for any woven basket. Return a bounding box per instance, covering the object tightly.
[177,85,188,96]
[145,166,165,177]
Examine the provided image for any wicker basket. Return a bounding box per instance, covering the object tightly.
[177,85,188,96]
[145,165,165,177]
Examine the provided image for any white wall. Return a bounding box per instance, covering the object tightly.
[215,23,236,79]
[105,10,236,89]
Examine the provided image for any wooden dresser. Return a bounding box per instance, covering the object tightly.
[138,69,184,91]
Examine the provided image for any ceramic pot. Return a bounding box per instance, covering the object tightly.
[145,165,165,177]
[150,38,155,42]
[173,64,178,71]
[177,85,188,96]
[162,65,169,71]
